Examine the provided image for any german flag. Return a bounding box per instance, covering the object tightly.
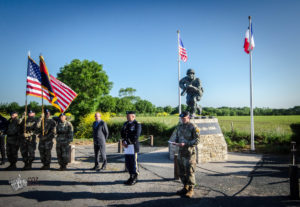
[39,56,61,111]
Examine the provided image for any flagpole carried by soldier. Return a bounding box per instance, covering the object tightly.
[37,109,56,170]
[56,113,73,171]
[20,109,38,170]
[173,111,201,198]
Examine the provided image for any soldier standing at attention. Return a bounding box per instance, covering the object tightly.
[91,112,109,171]
[173,111,201,198]
[37,109,56,170]
[20,109,38,170]
[5,112,21,170]
[56,113,73,171]
[121,111,141,185]
[0,114,8,165]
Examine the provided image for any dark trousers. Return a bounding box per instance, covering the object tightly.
[125,153,139,175]
[94,144,106,166]
[0,135,5,161]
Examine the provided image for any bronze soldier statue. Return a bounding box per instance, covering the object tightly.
[179,69,204,116]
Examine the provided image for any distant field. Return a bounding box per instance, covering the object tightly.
[110,115,300,152]
[110,115,300,137]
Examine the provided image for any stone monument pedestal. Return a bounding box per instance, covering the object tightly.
[169,117,227,163]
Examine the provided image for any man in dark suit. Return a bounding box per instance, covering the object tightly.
[91,112,109,171]
[121,111,141,185]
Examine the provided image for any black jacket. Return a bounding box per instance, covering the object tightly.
[92,120,109,145]
[0,115,8,134]
[121,120,141,153]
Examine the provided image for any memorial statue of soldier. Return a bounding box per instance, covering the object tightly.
[179,69,204,116]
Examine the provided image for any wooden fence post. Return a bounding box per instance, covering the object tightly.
[118,139,123,153]
[150,135,154,147]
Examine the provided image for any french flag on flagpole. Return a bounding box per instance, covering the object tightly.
[244,24,255,54]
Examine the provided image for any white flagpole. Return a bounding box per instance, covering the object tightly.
[177,30,181,115]
[249,16,255,151]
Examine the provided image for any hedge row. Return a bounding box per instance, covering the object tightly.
[106,121,176,142]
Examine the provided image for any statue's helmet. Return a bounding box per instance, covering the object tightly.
[186,69,195,75]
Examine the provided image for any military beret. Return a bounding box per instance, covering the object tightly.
[28,109,35,114]
[10,111,18,116]
[126,111,136,115]
[179,111,190,118]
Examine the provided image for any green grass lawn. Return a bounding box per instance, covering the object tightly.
[110,115,300,137]
[109,115,300,153]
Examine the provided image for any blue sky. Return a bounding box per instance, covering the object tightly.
[0,0,299,108]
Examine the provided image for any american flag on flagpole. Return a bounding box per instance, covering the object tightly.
[26,56,77,112]
[26,57,43,98]
[179,35,188,62]
[50,75,77,112]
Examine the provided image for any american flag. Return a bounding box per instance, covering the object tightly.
[26,57,43,98]
[26,57,77,112]
[179,35,188,62]
[50,75,77,112]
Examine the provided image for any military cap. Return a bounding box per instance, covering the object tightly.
[44,109,50,114]
[126,111,136,115]
[186,69,195,75]
[28,109,35,114]
[179,111,190,118]
[10,111,18,116]
[59,113,66,117]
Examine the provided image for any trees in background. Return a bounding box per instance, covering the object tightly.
[57,59,112,124]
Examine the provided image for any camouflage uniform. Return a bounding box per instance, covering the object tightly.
[37,117,56,167]
[20,116,38,168]
[175,122,200,188]
[56,120,73,168]
[6,118,21,167]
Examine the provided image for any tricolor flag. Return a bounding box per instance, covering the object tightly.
[244,24,255,54]
[39,56,61,111]
[179,35,188,62]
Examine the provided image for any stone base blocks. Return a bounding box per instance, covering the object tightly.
[169,117,227,163]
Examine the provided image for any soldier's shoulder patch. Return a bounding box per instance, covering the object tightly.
[195,127,200,133]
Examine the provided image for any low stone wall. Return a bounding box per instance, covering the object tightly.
[169,117,227,163]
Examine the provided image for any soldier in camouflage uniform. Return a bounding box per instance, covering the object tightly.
[5,112,22,170]
[37,109,56,170]
[56,113,73,171]
[20,110,38,170]
[174,111,201,198]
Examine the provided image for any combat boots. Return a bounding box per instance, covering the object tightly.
[184,186,194,198]
[176,185,189,195]
[23,162,32,170]
[5,163,16,170]
[40,164,50,170]
[28,162,32,170]
[0,158,5,165]
[59,165,67,171]
[22,162,29,170]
